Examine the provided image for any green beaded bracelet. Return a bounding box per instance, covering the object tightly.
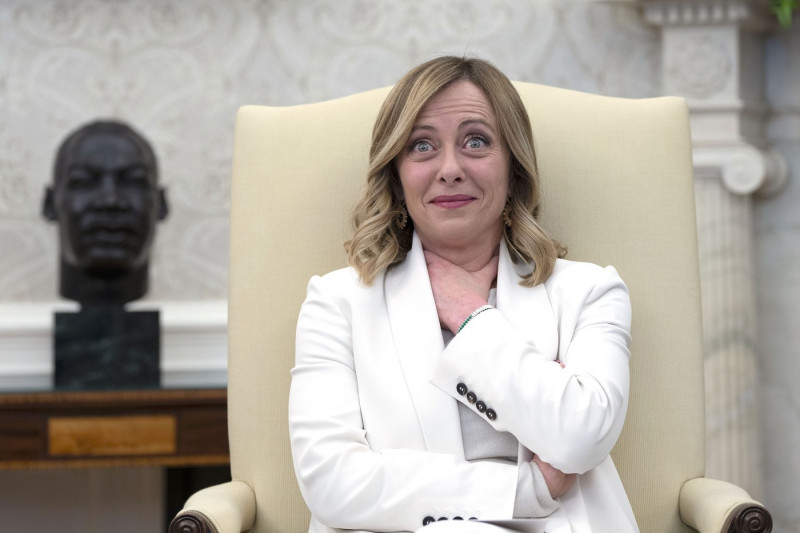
[457,305,493,334]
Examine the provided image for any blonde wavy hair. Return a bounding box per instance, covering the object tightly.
[346,56,564,286]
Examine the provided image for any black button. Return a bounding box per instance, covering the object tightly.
[454,516,463,520]
[456,383,468,396]
[423,516,435,526]
[486,408,497,421]
[476,400,486,413]
[466,392,477,404]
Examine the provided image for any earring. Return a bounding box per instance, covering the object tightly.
[502,202,512,227]
[397,205,408,230]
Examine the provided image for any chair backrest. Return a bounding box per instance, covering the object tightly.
[228,82,705,533]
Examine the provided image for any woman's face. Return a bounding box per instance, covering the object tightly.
[396,80,511,253]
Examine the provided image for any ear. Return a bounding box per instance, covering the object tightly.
[157,187,169,221]
[42,187,58,221]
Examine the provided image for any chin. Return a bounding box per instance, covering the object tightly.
[80,248,143,278]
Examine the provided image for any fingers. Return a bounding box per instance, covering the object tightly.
[423,249,447,267]
[424,251,497,286]
[423,250,497,333]
[532,454,577,499]
[423,250,435,265]
[477,255,499,283]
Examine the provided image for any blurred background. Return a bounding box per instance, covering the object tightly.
[0,0,798,531]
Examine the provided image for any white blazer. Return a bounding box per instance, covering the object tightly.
[289,233,639,533]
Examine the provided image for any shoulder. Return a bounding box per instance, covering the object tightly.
[315,265,362,287]
[547,258,624,283]
[305,266,384,312]
[308,266,362,298]
[544,258,629,301]
[538,259,631,333]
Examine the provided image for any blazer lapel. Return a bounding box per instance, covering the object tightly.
[384,233,464,457]
[383,238,559,457]
[495,243,559,364]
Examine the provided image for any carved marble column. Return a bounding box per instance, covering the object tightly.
[641,0,788,499]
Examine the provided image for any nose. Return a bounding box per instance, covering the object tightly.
[438,148,463,184]
[96,172,125,209]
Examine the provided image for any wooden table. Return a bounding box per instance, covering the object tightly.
[0,388,229,469]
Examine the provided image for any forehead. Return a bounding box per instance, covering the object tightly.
[64,131,147,169]
[414,80,496,125]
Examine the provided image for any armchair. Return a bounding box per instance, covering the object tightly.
[170,82,772,533]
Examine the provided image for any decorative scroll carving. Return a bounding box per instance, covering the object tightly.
[730,504,773,533]
[693,145,788,196]
[169,511,217,533]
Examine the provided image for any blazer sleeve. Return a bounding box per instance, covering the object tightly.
[289,274,518,532]
[430,264,632,475]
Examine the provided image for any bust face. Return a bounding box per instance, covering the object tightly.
[49,128,166,277]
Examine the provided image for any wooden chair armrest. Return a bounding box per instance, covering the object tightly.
[169,480,256,533]
[680,477,772,533]
[727,504,774,533]
[170,510,218,533]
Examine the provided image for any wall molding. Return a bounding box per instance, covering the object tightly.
[642,0,773,29]
[0,300,227,391]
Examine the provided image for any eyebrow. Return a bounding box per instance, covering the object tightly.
[460,118,494,130]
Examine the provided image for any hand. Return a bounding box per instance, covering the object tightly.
[424,250,498,334]
[532,454,576,499]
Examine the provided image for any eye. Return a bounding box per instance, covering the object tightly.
[465,135,488,149]
[410,139,434,153]
[66,167,94,186]
[122,166,148,183]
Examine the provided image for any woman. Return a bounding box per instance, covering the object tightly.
[289,56,638,533]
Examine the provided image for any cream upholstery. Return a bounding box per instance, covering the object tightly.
[172,82,769,533]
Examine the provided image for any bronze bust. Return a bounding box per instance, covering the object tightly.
[43,121,168,389]
[43,120,168,306]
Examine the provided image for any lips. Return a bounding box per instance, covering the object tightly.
[430,194,475,209]
[83,228,138,247]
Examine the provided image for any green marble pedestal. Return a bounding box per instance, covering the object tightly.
[54,307,160,390]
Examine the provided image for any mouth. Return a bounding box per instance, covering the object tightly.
[430,194,476,209]
[80,227,142,252]
[84,228,136,242]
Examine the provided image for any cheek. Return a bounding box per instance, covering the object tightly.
[126,190,151,212]
[60,191,92,213]
[396,163,426,201]
[492,156,512,196]
[474,161,509,195]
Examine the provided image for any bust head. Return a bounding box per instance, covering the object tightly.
[43,120,168,305]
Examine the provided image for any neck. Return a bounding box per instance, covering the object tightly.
[59,258,149,307]
[418,231,502,273]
